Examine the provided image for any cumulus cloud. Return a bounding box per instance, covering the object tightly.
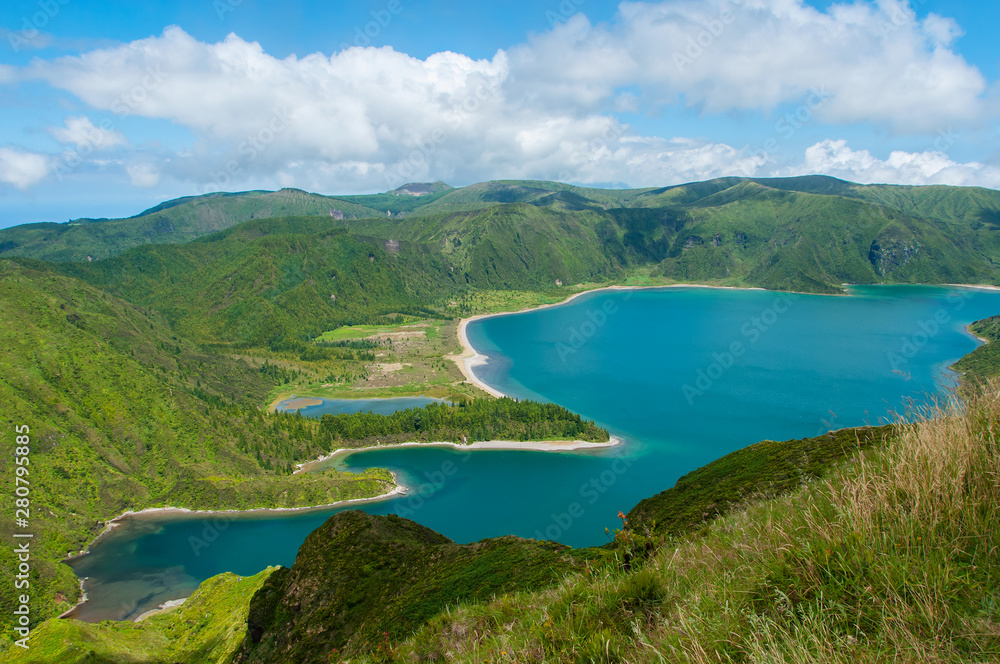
[0,148,50,189]
[6,2,997,194]
[49,116,128,150]
[510,0,988,131]
[783,139,1000,188]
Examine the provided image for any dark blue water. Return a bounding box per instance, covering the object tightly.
[68,286,1000,621]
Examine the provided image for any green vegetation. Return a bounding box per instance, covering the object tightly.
[628,425,892,537]
[0,188,381,262]
[0,261,397,639]
[953,315,1000,381]
[0,568,278,664]
[234,511,607,662]
[2,176,999,661]
[4,176,998,296]
[45,219,455,349]
[20,386,999,663]
[371,383,1000,663]
[320,397,610,448]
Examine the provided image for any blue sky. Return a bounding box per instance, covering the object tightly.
[1,0,998,228]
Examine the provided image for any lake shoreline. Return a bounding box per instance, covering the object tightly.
[447,282,807,397]
[59,477,406,620]
[294,435,625,474]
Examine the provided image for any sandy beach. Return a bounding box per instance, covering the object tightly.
[947,283,1000,292]
[294,435,625,474]
[135,598,187,622]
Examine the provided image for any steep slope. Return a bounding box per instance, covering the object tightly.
[655,183,1000,292]
[628,425,892,537]
[0,261,394,635]
[234,511,601,663]
[49,219,458,347]
[848,182,1000,229]
[952,314,1000,381]
[0,189,382,262]
[1,569,277,664]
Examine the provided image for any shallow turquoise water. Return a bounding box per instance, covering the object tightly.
[275,396,449,417]
[68,286,1000,621]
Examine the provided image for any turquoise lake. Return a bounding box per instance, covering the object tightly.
[275,396,449,417]
[67,285,1000,621]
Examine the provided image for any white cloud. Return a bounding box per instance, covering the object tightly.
[782,139,1000,188]
[6,4,997,195]
[509,0,989,131]
[126,162,160,187]
[49,116,128,150]
[0,148,50,190]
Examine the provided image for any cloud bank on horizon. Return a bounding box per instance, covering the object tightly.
[1,0,999,221]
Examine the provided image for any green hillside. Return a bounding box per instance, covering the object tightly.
[3,177,999,296]
[952,314,1000,381]
[1,568,278,664]
[0,261,397,637]
[234,511,604,662]
[628,425,892,537]
[48,219,458,347]
[0,189,382,262]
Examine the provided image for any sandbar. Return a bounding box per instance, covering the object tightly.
[278,396,324,410]
[294,435,625,474]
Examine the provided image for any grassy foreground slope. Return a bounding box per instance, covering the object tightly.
[1,568,278,664]
[0,261,395,639]
[234,512,604,663]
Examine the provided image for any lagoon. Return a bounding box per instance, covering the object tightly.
[68,285,1000,621]
[275,395,450,417]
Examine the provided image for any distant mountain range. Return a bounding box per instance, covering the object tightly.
[2,176,998,296]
